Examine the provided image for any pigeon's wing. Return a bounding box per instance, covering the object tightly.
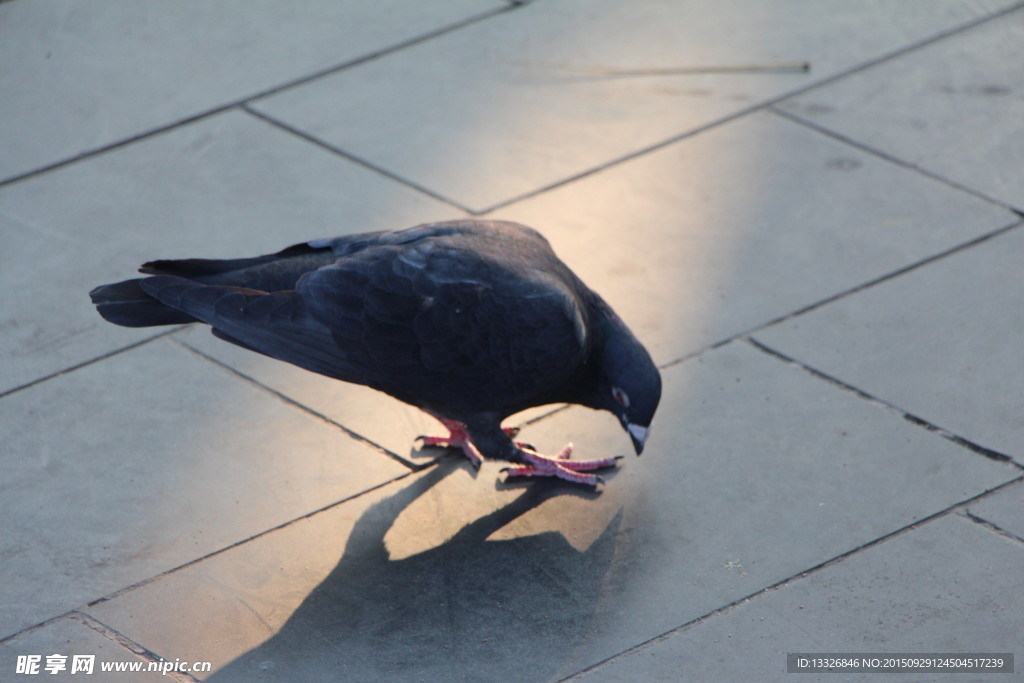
[135,221,589,413]
[138,276,364,382]
[298,227,589,413]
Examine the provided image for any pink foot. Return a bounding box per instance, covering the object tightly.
[501,445,623,486]
[416,419,523,469]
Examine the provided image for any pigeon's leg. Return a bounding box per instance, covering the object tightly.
[502,445,623,486]
[418,420,520,447]
[416,418,521,469]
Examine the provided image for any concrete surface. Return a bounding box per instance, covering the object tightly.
[755,224,1024,460]
[777,10,1024,208]
[573,515,1024,682]
[2,1,1022,681]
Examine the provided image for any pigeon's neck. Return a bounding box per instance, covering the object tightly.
[587,296,656,408]
[558,296,625,410]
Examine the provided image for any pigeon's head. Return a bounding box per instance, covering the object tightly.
[595,317,662,455]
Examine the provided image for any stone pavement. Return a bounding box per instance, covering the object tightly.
[2,1,1023,681]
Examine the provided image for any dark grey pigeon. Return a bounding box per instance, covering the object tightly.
[90,220,661,485]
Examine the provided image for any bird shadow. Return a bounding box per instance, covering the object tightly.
[207,459,627,682]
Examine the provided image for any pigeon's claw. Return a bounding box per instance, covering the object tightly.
[415,418,502,469]
[501,444,621,486]
[417,418,616,484]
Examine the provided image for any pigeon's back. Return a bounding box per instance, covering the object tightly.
[296,221,594,416]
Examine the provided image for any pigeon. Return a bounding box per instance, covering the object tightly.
[90,220,661,485]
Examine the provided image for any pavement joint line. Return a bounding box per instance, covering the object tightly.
[478,98,780,214]
[232,4,516,107]
[241,105,477,215]
[168,335,429,471]
[69,612,200,683]
[902,415,1018,465]
[0,4,513,191]
[519,403,571,425]
[653,346,709,373]
[562,474,1024,681]
[748,0,1024,110]
[743,218,1024,332]
[0,468,420,648]
[478,1,1024,215]
[743,337,1021,467]
[0,610,73,648]
[960,509,1024,547]
[0,327,182,401]
[79,469,421,613]
[769,106,1024,215]
[655,218,1024,374]
[2,1,1017,211]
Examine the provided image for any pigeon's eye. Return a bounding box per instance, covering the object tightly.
[611,386,630,408]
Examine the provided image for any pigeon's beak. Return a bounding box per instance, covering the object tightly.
[627,423,649,455]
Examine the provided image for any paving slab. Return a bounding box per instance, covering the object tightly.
[576,514,1024,682]
[754,224,1024,463]
[0,338,407,640]
[494,111,1016,365]
[0,0,503,182]
[0,109,458,395]
[778,7,1024,209]
[967,480,1024,541]
[82,343,1017,680]
[251,0,1017,211]
[0,617,172,682]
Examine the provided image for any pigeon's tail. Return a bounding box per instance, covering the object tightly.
[90,241,339,328]
[89,278,199,327]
